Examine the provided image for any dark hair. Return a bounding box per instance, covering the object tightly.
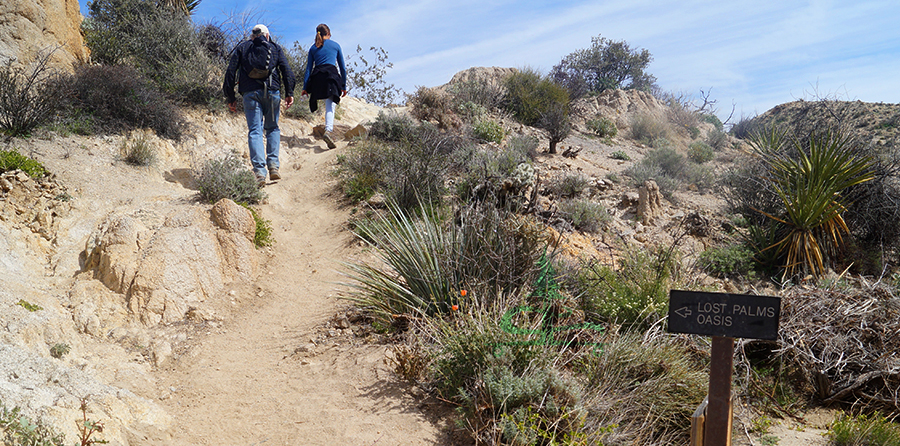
[315,23,331,48]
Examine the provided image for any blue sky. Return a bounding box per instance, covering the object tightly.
[78,0,900,121]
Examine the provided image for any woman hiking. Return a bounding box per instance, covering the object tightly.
[300,23,347,149]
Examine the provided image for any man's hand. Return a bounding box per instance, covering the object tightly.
[284,96,294,108]
[228,101,237,113]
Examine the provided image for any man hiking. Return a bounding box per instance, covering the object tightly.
[224,24,296,186]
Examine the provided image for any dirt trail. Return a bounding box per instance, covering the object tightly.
[148,143,448,445]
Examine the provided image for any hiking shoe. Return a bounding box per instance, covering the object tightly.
[255,172,266,187]
[268,167,281,180]
[322,131,337,149]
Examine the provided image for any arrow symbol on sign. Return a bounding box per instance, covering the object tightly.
[674,307,692,318]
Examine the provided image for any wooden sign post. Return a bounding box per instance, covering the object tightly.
[668,290,781,446]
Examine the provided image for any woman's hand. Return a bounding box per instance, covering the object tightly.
[341,90,348,97]
[300,90,308,97]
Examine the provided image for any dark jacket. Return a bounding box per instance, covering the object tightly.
[223,36,296,104]
[305,64,343,112]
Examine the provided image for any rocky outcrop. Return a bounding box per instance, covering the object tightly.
[0,0,87,69]
[80,198,259,327]
[571,88,668,132]
[637,180,662,225]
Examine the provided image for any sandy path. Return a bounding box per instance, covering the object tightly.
[149,143,449,445]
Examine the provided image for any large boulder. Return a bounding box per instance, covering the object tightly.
[0,0,87,69]
[81,199,259,327]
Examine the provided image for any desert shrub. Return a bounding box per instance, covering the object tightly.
[120,132,156,166]
[407,86,461,129]
[688,140,715,164]
[506,134,541,161]
[0,399,65,445]
[452,145,534,205]
[0,52,63,137]
[730,113,759,139]
[368,111,420,143]
[83,0,220,104]
[624,146,687,197]
[706,128,728,150]
[828,413,900,446]
[559,199,609,233]
[454,101,488,121]
[503,68,572,152]
[547,173,588,199]
[701,113,724,131]
[573,245,677,327]
[586,116,618,138]
[581,328,707,444]
[610,150,630,161]
[472,119,505,144]
[550,35,656,99]
[630,114,670,145]
[0,149,47,178]
[447,77,505,111]
[698,244,757,279]
[68,65,187,139]
[194,154,266,205]
[334,139,388,202]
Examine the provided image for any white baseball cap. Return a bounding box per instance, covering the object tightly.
[252,24,269,35]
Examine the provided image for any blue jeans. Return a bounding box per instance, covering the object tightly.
[242,89,281,177]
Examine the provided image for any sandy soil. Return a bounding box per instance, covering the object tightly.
[136,137,456,445]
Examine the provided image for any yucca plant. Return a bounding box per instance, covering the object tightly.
[750,127,873,279]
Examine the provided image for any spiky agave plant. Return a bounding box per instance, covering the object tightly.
[750,127,873,279]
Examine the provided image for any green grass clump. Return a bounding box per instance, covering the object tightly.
[610,150,630,161]
[194,155,265,205]
[239,204,274,248]
[120,133,156,166]
[828,413,900,446]
[630,114,670,145]
[16,299,43,312]
[472,119,505,144]
[49,343,70,359]
[587,116,618,138]
[0,149,47,178]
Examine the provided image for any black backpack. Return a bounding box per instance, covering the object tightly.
[242,40,278,90]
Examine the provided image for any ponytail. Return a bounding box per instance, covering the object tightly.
[315,23,330,48]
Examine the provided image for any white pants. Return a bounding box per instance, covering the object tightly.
[325,99,335,131]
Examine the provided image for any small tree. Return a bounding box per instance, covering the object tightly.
[550,35,656,99]
[0,50,62,137]
[503,68,571,153]
[346,45,402,106]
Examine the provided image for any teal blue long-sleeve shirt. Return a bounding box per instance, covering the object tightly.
[303,39,347,90]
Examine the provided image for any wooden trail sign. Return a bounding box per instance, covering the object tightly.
[667,290,781,340]
[668,290,782,446]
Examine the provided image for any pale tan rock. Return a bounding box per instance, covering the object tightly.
[211,198,255,241]
[637,180,662,225]
[0,0,87,70]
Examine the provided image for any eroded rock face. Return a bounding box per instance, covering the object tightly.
[0,0,87,70]
[81,199,258,327]
[637,180,662,225]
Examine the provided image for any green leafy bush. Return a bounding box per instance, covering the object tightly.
[0,52,62,137]
[559,199,609,233]
[447,77,505,111]
[68,65,187,139]
[586,116,618,138]
[472,119,505,144]
[610,150,630,160]
[574,246,677,326]
[701,113,724,131]
[698,244,757,279]
[688,140,714,164]
[49,343,70,359]
[1,399,65,446]
[0,149,47,178]
[194,155,266,205]
[239,204,274,248]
